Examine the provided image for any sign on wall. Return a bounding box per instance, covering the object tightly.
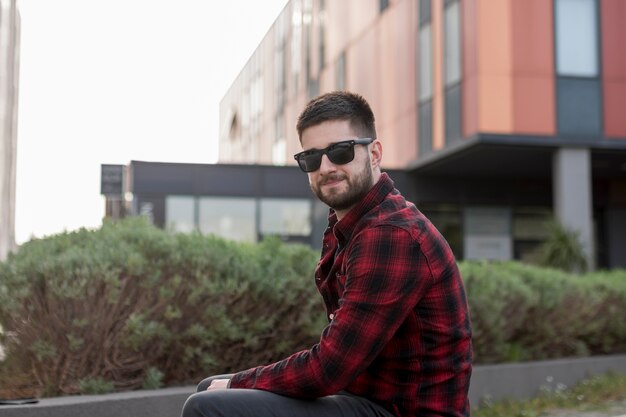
[100,164,125,196]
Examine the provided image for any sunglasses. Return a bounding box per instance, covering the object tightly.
[293,138,375,172]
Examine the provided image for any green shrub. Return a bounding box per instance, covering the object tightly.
[460,261,537,363]
[1,218,625,397]
[78,377,115,395]
[461,261,626,364]
[142,367,164,390]
[533,220,588,273]
[0,218,322,396]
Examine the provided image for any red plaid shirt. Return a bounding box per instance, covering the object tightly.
[230,173,473,417]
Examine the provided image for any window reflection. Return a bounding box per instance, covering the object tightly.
[165,196,195,233]
[199,197,257,242]
[260,198,312,237]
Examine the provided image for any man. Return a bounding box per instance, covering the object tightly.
[182,91,472,417]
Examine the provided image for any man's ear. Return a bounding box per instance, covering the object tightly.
[370,140,383,169]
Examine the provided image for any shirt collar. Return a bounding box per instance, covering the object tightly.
[327,172,395,246]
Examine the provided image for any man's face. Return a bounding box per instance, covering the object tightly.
[300,119,378,218]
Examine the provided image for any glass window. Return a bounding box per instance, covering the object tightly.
[419,0,431,26]
[304,1,312,85]
[445,84,462,144]
[513,207,552,262]
[555,0,598,77]
[444,1,461,85]
[319,23,326,70]
[275,47,286,112]
[291,0,302,92]
[513,207,551,241]
[198,197,257,242]
[241,91,250,128]
[166,196,195,233]
[336,51,346,90]
[260,198,312,236]
[419,101,433,156]
[557,78,602,136]
[464,207,513,261]
[273,114,286,165]
[419,24,433,101]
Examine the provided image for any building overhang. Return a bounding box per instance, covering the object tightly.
[406,134,626,180]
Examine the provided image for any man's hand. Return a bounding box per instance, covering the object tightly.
[207,378,230,391]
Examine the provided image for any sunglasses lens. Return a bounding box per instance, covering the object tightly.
[297,152,322,172]
[327,143,355,165]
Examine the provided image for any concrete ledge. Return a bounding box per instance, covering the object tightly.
[0,385,196,417]
[1,355,626,416]
[470,354,626,405]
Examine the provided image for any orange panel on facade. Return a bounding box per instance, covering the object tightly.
[475,0,513,133]
[478,75,513,133]
[462,0,478,138]
[377,0,418,167]
[347,25,381,111]
[601,0,626,138]
[512,78,555,135]
[604,82,626,139]
[511,0,555,135]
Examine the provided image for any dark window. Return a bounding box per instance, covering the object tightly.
[554,0,601,138]
[308,78,320,99]
[380,0,389,13]
[557,78,602,137]
[444,0,462,145]
[336,51,346,90]
[419,0,431,26]
[419,101,433,157]
[319,0,326,70]
[445,84,462,145]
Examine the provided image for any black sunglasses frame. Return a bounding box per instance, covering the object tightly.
[293,138,375,173]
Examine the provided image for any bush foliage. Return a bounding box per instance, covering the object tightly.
[0,218,323,397]
[0,218,625,397]
[533,220,589,273]
[461,261,626,363]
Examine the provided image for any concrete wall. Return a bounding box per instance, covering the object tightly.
[553,147,595,270]
[469,354,626,405]
[0,386,195,417]
[2,355,626,416]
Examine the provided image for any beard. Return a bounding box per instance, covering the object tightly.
[311,158,374,212]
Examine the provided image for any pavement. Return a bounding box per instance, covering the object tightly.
[542,400,626,417]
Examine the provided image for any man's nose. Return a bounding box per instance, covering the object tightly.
[318,154,337,173]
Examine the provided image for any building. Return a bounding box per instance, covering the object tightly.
[103,160,409,249]
[0,0,20,261]
[218,0,626,269]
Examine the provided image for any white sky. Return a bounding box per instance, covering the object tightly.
[15,0,289,244]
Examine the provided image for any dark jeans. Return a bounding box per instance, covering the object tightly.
[181,375,394,417]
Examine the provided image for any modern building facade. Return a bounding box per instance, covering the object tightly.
[104,160,409,249]
[0,0,20,261]
[218,0,626,269]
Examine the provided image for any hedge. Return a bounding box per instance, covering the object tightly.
[0,218,624,397]
[461,261,626,363]
[0,218,323,397]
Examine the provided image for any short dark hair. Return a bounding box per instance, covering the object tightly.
[296,91,377,141]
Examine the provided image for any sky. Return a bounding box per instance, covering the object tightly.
[15,0,289,244]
